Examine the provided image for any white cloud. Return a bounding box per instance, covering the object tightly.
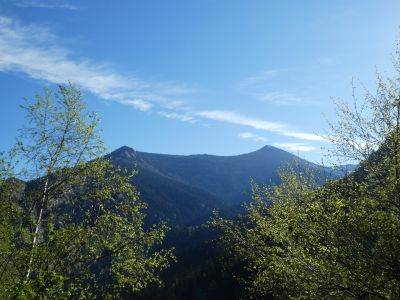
[274,143,317,152]
[196,110,325,142]
[238,132,267,142]
[274,143,316,152]
[120,99,153,111]
[237,68,318,107]
[282,131,325,141]
[158,111,198,123]
[0,15,328,144]
[0,16,191,111]
[196,110,285,131]
[256,91,306,106]
[237,69,281,88]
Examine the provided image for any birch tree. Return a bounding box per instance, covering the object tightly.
[0,83,173,299]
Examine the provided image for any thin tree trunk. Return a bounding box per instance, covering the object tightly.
[25,178,48,280]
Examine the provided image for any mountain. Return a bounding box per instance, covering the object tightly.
[13,145,351,299]
[109,145,340,226]
[126,167,229,227]
[106,146,355,299]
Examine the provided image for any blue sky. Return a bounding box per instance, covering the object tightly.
[0,0,399,163]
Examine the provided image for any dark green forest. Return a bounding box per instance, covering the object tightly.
[1,53,400,299]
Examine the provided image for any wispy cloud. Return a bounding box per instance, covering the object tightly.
[196,110,325,141]
[158,111,198,123]
[0,15,326,145]
[238,132,267,142]
[237,69,317,106]
[274,143,317,152]
[0,16,192,111]
[256,91,306,106]
[9,0,79,10]
[196,110,284,131]
[237,69,281,88]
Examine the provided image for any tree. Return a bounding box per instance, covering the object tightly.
[0,153,25,299]
[213,45,400,299]
[0,83,173,299]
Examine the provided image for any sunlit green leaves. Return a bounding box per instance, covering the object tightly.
[0,84,173,299]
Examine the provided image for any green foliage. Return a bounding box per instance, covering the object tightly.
[213,46,400,299]
[0,155,25,299]
[0,84,173,299]
[213,164,400,299]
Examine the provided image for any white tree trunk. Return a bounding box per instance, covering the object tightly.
[25,178,48,280]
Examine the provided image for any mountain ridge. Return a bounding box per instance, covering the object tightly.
[108,145,343,226]
[112,144,300,158]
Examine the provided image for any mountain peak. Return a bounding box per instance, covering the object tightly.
[246,145,298,159]
[111,146,136,159]
[252,145,281,154]
[256,145,273,151]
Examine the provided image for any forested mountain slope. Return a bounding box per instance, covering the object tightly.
[110,145,340,204]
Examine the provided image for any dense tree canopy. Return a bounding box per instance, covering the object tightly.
[0,84,173,299]
[212,49,400,299]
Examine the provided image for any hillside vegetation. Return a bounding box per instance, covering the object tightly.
[212,57,400,299]
[2,51,400,299]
